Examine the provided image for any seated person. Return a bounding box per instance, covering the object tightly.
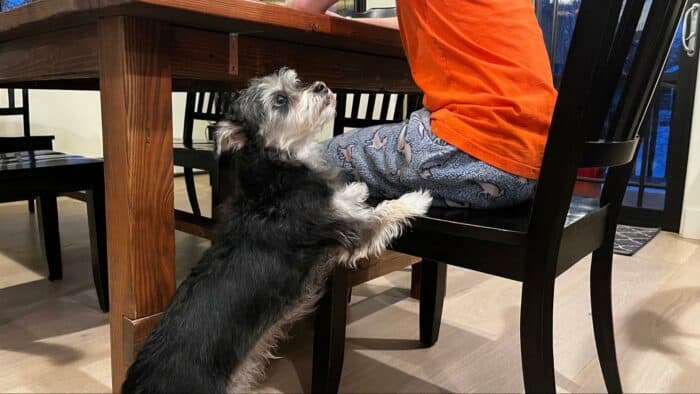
[288,0,558,209]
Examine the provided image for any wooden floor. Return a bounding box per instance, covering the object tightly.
[1,175,699,393]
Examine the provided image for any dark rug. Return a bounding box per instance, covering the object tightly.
[614,225,661,256]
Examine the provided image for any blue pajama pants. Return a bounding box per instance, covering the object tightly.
[324,108,537,209]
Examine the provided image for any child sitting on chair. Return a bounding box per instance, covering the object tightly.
[287,0,558,208]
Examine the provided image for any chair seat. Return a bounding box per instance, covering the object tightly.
[174,142,217,171]
[173,141,215,151]
[392,195,606,281]
[0,150,101,175]
[412,194,601,244]
[0,150,103,201]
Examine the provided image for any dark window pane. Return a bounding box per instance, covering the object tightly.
[642,187,665,210]
[623,186,640,207]
[664,21,684,74]
[651,86,674,179]
[553,1,582,78]
[535,0,555,62]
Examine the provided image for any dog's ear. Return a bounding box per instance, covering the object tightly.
[215,121,246,155]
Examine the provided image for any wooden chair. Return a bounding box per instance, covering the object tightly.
[174,91,236,218]
[312,0,685,392]
[0,138,109,312]
[1,88,36,212]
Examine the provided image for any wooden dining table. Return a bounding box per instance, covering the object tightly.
[0,0,417,390]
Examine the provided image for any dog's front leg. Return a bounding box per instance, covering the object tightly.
[333,187,431,267]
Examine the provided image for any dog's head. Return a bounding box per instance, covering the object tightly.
[216,68,336,155]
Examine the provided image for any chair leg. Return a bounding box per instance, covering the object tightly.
[36,195,62,281]
[312,267,348,394]
[210,167,220,217]
[87,181,110,313]
[591,244,623,393]
[520,276,556,393]
[183,167,201,216]
[410,262,422,299]
[213,154,235,215]
[28,198,35,213]
[419,259,446,347]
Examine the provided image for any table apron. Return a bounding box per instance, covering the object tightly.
[0,23,418,93]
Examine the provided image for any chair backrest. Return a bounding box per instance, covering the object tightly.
[0,88,30,137]
[182,91,235,147]
[529,0,685,242]
[0,136,54,153]
[333,90,423,136]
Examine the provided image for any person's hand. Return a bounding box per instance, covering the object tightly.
[350,17,399,30]
[325,10,343,18]
[285,0,337,14]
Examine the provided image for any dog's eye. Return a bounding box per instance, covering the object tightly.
[274,94,288,106]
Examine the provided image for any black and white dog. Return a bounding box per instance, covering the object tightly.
[121,68,431,394]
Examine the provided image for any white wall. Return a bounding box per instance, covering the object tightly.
[0,90,195,172]
[680,69,700,239]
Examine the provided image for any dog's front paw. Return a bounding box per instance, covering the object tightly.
[340,182,370,204]
[397,190,432,217]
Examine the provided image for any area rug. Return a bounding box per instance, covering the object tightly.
[613,225,661,256]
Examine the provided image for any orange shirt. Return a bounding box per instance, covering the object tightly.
[397,0,558,179]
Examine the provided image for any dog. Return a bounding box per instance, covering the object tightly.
[121,68,432,394]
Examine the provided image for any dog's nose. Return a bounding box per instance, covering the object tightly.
[312,82,328,94]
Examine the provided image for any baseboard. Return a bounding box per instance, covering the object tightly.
[680,207,700,239]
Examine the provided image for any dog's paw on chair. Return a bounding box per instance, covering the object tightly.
[397,190,432,217]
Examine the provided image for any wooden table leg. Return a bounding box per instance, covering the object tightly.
[98,16,176,392]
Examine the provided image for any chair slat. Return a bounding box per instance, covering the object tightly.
[395,94,406,121]
[350,93,361,120]
[207,92,217,115]
[8,88,15,108]
[21,88,30,137]
[182,92,197,147]
[333,93,348,137]
[609,0,686,142]
[195,91,205,114]
[588,0,648,141]
[366,94,377,121]
[379,93,392,121]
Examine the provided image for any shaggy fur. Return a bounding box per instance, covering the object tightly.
[121,69,431,394]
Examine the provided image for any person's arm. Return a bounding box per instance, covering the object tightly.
[286,0,399,30]
[351,17,398,29]
[286,0,337,13]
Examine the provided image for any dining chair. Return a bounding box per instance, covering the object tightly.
[174,91,236,218]
[312,0,686,392]
[0,137,109,312]
[1,88,36,212]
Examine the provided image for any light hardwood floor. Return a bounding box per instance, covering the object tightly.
[0,175,698,393]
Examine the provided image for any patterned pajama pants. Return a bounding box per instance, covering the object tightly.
[324,109,537,209]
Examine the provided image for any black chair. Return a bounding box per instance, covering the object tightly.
[332,90,423,136]
[1,88,36,212]
[312,0,685,392]
[174,91,236,218]
[0,138,109,312]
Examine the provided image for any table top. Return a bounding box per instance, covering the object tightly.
[0,0,405,58]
